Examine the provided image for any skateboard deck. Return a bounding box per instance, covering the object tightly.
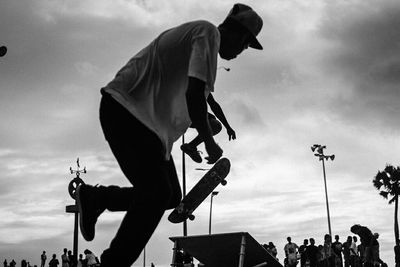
[168,157,231,224]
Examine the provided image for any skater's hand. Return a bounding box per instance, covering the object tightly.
[205,141,223,164]
[227,127,236,141]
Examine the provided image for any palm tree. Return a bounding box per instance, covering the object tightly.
[373,164,400,265]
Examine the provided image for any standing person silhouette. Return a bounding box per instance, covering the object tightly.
[40,251,47,267]
[49,254,59,267]
[76,3,263,267]
[61,249,69,267]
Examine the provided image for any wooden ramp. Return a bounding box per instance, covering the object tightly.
[169,232,283,267]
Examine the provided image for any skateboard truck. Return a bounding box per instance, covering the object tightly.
[176,203,196,221]
[210,171,227,186]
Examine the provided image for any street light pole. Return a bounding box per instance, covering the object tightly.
[321,156,332,238]
[311,144,335,238]
[182,135,187,237]
[209,191,219,235]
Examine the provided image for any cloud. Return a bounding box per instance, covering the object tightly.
[317,0,400,130]
[225,94,266,128]
[74,62,99,76]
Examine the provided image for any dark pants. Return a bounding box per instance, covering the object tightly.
[300,257,306,267]
[99,93,182,266]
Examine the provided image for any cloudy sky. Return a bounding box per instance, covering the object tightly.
[1,0,400,266]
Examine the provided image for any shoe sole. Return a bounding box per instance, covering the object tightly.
[181,146,202,163]
[76,185,94,241]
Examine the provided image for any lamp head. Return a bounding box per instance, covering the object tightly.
[311,144,320,152]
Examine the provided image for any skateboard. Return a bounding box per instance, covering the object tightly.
[168,157,231,224]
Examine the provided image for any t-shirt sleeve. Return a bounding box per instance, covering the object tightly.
[188,23,219,93]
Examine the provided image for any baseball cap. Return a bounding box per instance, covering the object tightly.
[226,3,263,50]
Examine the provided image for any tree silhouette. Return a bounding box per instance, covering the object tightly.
[373,164,400,265]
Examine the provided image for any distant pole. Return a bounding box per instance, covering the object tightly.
[182,135,187,236]
[311,145,335,238]
[322,157,332,237]
[209,191,219,235]
[143,247,146,267]
[66,158,86,266]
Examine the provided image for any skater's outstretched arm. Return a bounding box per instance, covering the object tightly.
[207,94,236,140]
[186,77,222,163]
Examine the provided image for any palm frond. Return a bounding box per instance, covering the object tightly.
[372,177,383,190]
[389,195,397,205]
[380,191,389,199]
[374,165,400,202]
[377,171,389,181]
[385,164,395,174]
[390,169,400,183]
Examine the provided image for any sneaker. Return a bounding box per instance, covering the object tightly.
[181,143,202,163]
[76,184,105,241]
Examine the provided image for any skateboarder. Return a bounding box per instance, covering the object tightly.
[181,95,236,163]
[76,3,263,267]
[350,224,387,267]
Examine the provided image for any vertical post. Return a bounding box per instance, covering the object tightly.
[311,145,334,239]
[67,158,86,267]
[322,158,332,237]
[208,192,218,235]
[171,240,179,267]
[209,195,213,235]
[143,247,146,267]
[182,135,187,236]
[73,201,79,266]
[238,234,247,267]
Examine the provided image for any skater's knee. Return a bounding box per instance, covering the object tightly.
[149,183,181,210]
[210,119,222,135]
[141,184,175,208]
[167,190,182,209]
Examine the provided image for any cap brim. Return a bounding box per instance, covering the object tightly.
[249,36,263,50]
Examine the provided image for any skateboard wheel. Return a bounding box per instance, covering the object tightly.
[188,214,195,221]
[221,180,227,186]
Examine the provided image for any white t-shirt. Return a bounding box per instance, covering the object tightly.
[102,20,220,159]
[85,253,97,265]
[350,242,358,256]
[284,243,299,257]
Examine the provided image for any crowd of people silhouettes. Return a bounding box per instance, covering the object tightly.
[2,248,100,267]
[262,225,388,267]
